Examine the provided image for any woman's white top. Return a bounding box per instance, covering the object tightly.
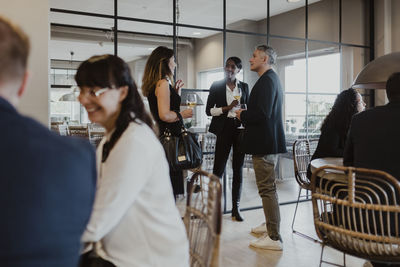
[81,121,189,267]
[210,79,240,118]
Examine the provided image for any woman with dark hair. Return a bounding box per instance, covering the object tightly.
[142,46,192,198]
[76,54,189,267]
[205,57,249,221]
[308,88,366,177]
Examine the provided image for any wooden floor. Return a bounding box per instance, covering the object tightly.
[178,167,367,267]
[214,202,365,267]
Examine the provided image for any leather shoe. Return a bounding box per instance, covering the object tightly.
[232,208,244,221]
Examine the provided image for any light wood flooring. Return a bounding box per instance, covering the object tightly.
[178,167,367,267]
[214,202,365,267]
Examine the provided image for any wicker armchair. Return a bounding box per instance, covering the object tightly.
[291,138,319,242]
[311,166,400,266]
[184,170,222,267]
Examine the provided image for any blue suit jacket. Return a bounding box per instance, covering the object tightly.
[0,97,96,267]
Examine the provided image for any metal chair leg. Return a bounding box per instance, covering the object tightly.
[292,187,320,243]
[319,243,347,267]
[291,187,302,231]
[319,244,325,267]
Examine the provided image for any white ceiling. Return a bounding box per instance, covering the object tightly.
[49,0,320,62]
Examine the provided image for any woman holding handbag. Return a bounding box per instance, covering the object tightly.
[76,54,189,267]
[142,46,193,198]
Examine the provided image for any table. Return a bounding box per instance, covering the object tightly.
[310,157,346,183]
[310,157,343,173]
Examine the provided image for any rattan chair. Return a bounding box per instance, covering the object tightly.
[311,166,400,267]
[292,138,319,242]
[184,170,222,267]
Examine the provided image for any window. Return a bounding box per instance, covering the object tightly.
[284,52,340,138]
[198,68,243,89]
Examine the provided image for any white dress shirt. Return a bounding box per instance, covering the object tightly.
[82,121,189,267]
[210,80,241,118]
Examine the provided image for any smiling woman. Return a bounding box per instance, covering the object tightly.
[205,56,249,221]
[75,54,190,267]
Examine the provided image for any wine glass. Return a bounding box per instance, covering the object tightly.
[185,93,197,127]
[237,103,247,129]
[186,93,197,109]
[232,90,241,108]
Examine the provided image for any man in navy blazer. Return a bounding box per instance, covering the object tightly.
[206,57,249,221]
[0,16,96,267]
[344,72,400,180]
[343,73,400,267]
[236,45,286,251]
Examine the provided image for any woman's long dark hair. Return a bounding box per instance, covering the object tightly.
[141,46,174,97]
[75,54,153,162]
[320,88,359,137]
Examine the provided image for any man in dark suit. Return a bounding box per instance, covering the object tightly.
[343,73,400,267]
[344,72,400,180]
[0,16,96,267]
[206,57,249,221]
[236,45,286,250]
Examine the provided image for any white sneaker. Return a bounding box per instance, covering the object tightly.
[363,261,373,267]
[250,234,283,251]
[251,222,267,234]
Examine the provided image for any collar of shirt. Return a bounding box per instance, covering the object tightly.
[225,79,240,93]
[226,79,240,118]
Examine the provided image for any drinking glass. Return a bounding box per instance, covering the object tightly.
[186,93,197,109]
[237,103,247,129]
[185,93,197,127]
[232,90,241,108]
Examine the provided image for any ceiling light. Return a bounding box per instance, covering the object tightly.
[192,32,201,36]
[287,0,301,2]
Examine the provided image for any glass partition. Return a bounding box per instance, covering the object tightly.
[308,0,339,42]
[177,27,223,131]
[178,0,223,29]
[227,0,268,34]
[50,14,114,124]
[49,0,373,211]
[342,0,370,45]
[270,0,306,39]
[50,0,114,15]
[118,0,173,22]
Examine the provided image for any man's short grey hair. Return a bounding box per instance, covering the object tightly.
[256,45,277,65]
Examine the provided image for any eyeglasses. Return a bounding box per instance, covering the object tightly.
[77,87,109,98]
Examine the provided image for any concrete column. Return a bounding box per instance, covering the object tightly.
[0,0,50,126]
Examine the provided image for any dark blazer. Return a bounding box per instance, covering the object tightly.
[0,97,96,267]
[240,69,287,155]
[206,79,249,135]
[343,102,400,180]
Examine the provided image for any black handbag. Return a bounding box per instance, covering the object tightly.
[160,114,203,171]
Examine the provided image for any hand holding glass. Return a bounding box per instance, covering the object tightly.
[232,90,241,106]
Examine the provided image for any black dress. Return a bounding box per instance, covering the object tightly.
[147,83,184,196]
